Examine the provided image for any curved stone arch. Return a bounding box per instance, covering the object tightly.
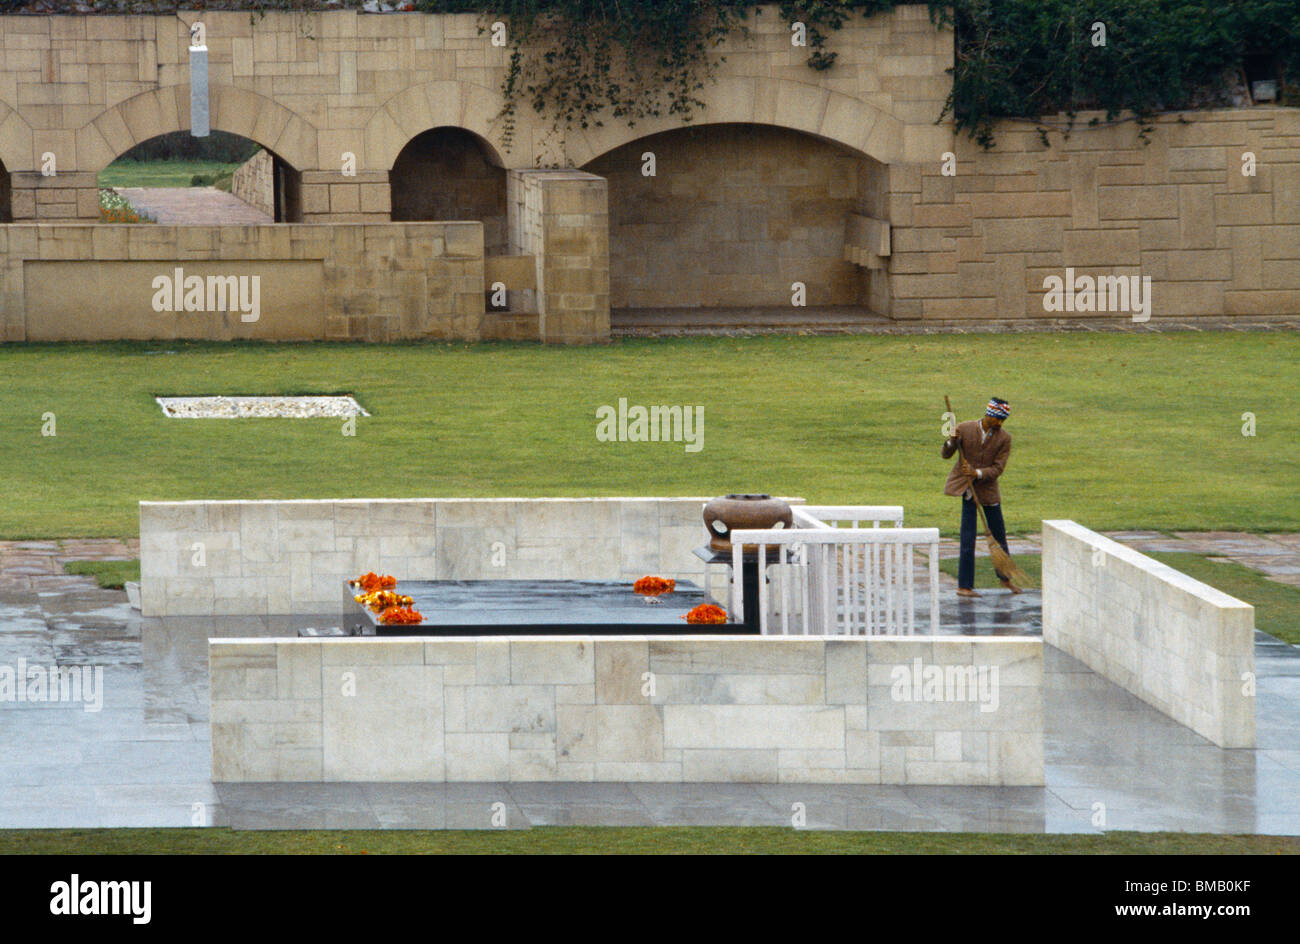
[0,99,35,172]
[568,76,904,168]
[363,80,510,171]
[77,85,319,173]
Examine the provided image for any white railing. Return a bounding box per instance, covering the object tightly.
[729,525,940,636]
[793,505,904,530]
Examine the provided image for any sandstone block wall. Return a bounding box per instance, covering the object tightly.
[888,108,1300,321]
[587,124,876,309]
[230,146,273,217]
[299,169,390,225]
[1042,519,1255,748]
[0,221,485,342]
[7,170,99,222]
[210,635,1044,784]
[1,9,1295,327]
[507,169,609,343]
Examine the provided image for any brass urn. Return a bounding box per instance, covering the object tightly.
[702,494,794,553]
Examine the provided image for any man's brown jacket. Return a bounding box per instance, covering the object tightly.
[941,420,1011,505]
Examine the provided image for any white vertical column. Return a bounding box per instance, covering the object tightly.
[822,545,833,635]
[885,541,894,633]
[929,538,941,634]
[866,541,876,635]
[906,544,915,634]
[189,24,210,138]
[795,546,806,637]
[779,546,790,636]
[731,544,743,625]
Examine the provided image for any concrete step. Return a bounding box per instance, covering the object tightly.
[613,309,1300,338]
[612,306,890,336]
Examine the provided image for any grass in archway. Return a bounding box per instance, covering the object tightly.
[98,159,241,190]
[0,331,1294,538]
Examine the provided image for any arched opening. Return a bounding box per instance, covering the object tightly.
[390,127,507,253]
[0,158,10,222]
[98,131,301,223]
[584,123,888,316]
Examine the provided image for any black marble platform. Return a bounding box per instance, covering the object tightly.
[345,579,750,636]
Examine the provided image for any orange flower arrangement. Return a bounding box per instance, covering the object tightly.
[100,207,147,223]
[355,590,414,612]
[379,606,424,625]
[352,572,397,592]
[633,575,676,596]
[684,603,727,624]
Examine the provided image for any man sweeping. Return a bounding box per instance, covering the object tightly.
[942,396,1022,598]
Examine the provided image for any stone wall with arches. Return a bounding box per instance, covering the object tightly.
[0,7,1295,332]
[0,7,946,216]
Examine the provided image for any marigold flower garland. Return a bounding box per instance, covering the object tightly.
[354,590,414,613]
[351,572,397,592]
[350,573,419,622]
[633,575,675,596]
[683,603,727,624]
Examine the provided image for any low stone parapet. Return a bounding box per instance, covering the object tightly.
[1042,519,1255,748]
[0,221,484,343]
[141,497,770,616]
[210,634,1044,784]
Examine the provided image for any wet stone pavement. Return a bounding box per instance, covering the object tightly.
[0,535,1297,833]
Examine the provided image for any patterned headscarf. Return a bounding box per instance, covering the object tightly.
[985,398,1010,420]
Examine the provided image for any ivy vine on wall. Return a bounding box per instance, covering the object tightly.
[942,0,1300,148]
[418,0,1298,151]
[419,2,929,152]
[420,0,760,154]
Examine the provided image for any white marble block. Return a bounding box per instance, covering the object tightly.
[1042,519,1255,748]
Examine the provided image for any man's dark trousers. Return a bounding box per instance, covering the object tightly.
[959,496,1010,589]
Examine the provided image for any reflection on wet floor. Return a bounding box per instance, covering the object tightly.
[0,575,1297,833]
[933,586,1042,636]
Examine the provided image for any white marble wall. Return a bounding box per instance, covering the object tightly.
[210,635,1044,785]
[141,497,750,616]
[1042,519,1255,748]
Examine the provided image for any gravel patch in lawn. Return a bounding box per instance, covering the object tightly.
[156,396,369,419]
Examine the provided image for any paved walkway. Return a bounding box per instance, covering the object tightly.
[0,531,1296,832]
[114,187,272,225]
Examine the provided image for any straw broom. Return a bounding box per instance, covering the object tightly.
[944,395,1030,586]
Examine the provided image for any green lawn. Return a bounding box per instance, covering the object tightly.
[0,332,1295,538]
[939,552,1300,645]
[1,827,1296,855]
[62,558,140,590]
[1149,552,1300,645]
[98,159,241,189]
